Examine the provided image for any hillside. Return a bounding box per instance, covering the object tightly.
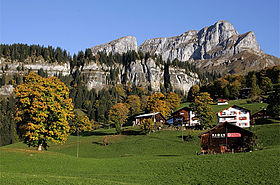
[1,122,279,184]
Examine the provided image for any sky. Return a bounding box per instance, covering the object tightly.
[0,0,279,57]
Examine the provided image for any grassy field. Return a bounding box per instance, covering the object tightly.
[1,121,279,184]
[180,99,268,114]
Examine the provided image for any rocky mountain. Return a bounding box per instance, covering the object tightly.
[138,20,279,74]
[0,56,199,95]
[1,20,279,96]
[91,36,137,55]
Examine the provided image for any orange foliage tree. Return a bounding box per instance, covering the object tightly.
[14,72,74,150]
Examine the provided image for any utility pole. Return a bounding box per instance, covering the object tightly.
[77,129,79,158]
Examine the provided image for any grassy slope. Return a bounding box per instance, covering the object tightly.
[180,99,268,114]
[1,121,279,185]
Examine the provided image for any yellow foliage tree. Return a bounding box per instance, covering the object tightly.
[140,118,154,134]
[14,72,74,150]
[109,103,129,134]
[190,92,215,128]
[146,92,171,117]
[70,110,94,134]
[165,92,181,111]
[126,95,141,115]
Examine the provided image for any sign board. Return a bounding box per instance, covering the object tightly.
[227,133,241,137]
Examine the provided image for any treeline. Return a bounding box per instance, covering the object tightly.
[0,44,71,63]
[0,96,17,146]
[200,65,280,100]
[0,44,219,84]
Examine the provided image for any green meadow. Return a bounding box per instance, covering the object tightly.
[1,119,279,184]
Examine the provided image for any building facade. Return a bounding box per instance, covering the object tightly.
[199,122,253,154]
[135,112,166,126]
[171,107,200,127]
[217,105,250,128]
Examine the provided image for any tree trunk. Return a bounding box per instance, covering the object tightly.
[37,144,42,151]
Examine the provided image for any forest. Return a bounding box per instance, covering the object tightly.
[0,44,279,146]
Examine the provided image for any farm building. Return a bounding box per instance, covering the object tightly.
[251,109,270,125]
[167,107,200,127]
[135,112,166,125]
[217,98,229,105]
[217,105,250,128]
[198,122,254,154]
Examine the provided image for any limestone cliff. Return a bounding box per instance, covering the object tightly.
[91,36,137,55]
[139,20,279,74]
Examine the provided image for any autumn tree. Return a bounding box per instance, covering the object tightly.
[109,103,129,134]
[14,72,74,151]
[126,95,141,115]
[165,92,181,111]
[187,85,200,102]
[140,118,154,134]
[70,110,94,134]
[146,92,171,117]
[190,92,215,129]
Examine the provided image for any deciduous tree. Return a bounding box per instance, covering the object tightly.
[140,118,154,134]
[146,92,171,117]
[14,72,74,150]
[165,92,181,111]
[126,95,141,115]
[187,85,200,102]
[190,92,215,129]
[109,103,129,134]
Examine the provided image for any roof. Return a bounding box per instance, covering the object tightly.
[217,105,251,114]
[135,112,164,118]
[171,106,192,115]
[198,122,253,137]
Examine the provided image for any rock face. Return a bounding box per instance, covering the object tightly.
[91,36,137,55]
[139,20,263,62]
[0,85,14,96]
[83,58,199,94]
[139,20,279,74]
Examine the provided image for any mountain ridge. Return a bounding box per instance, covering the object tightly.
[90,20,278,74]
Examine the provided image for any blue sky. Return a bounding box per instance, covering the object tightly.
[0,0,279,57]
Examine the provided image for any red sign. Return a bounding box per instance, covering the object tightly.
[227,133,241,137]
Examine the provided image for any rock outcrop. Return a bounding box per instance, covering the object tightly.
[83,58,199,94]
[139,20,263,61]
[138,20,279,74]
[91,36,137,55]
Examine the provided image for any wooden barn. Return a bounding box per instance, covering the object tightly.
[198,122,253,154]
[135,112,166,125]
[251,109,270,125]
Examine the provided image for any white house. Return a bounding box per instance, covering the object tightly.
[217,105,250,128]
[217,98,229,105]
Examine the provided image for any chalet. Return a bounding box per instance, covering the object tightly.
[217,105,250,128]
[170,107,200,127]
[217,98,229,105]
[135,112,166,125]
[251,109,270,125]
[198,122,254,154]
